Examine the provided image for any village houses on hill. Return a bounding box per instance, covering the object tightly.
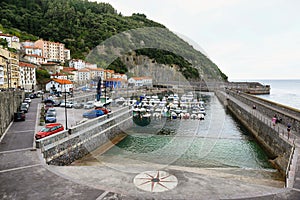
[0,31,152,92]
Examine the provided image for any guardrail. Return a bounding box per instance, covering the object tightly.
[36,106,133,165]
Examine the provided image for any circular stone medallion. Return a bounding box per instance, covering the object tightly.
[133,171,178,192]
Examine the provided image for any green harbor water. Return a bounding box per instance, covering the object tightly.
[101,93,274,170]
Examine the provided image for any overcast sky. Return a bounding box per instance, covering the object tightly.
[96,0,300,80]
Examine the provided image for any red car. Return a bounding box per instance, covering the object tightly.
[35,123,64,140]
[95,107,110,114]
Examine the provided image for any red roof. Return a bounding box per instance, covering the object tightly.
[23,46,41,49]
[63,67,77,72]
[52,79,73,84]
[19,62,36,68]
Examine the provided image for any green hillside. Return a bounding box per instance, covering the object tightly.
[0,0,227,81]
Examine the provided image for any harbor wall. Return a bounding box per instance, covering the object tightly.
[216,90,293,174]
[226,90,300,134]
[36,107,132,165]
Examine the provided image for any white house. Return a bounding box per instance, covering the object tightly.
[23,54,46,65]
[46,79,73,93]
[69,59,86,70]
[78,68,91,84]
[128,77,152,87]
[88,67,105,80]
[19,62,36,90]
[0,32,20,49]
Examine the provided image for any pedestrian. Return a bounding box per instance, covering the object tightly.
[287,123,291,139]
[272,115,277,127]
[252,104,256,109]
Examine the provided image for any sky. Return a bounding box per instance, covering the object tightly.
[95,0,300,80]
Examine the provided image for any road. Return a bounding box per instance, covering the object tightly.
[0,98,108,200]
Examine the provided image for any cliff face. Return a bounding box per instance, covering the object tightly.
[121,53,188,85]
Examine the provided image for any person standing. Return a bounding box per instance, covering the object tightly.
[287,123,291,139]
[272,115,277,127]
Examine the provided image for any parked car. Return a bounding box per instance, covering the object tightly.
[65,101,73,108]
[46,108,56,116]
[20,103,29,113]
[84,101,94,109]
[95,107,110,114]
[14,111,25,122]
[94,97,112,107]
[45,113,57,123]
[24,98,31,104]
[82,109,104,119]
[45,103,54,112]
[53,100,61,107]
[35,123,64,140]
[29,93,36,99]
[73,101,84,109]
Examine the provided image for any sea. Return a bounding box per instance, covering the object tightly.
[236,79,300,110]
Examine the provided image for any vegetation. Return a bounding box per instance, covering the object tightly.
[0,0,227,81]
[36,68,50,88]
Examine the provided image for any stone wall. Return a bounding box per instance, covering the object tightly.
[37,107,132,165]
[216,90,293,174]
[226,89,300,133]
[0,91,24,138]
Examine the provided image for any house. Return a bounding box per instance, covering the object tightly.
[105,78,127,89]
[23,54,46,65]
[50,72,68,80]
[35,39,69,63]
[62,67,77,83]
[19,62,36,91]
[0,32,20,50]
[128,77,152,87]
[0,47,20,89]
[88,67,105,81]
[45,79,73,93]
[104,69,115,79]
[69,59,86,70]
[113,73,127,80]
[77,68,91,84]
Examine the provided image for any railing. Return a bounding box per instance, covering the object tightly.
[285,144,296,187]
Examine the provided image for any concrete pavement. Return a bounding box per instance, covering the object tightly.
[1,95,300,199]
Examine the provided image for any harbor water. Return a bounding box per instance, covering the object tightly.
[94,93,277,172]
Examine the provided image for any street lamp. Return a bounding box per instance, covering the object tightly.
[64,80,68,130]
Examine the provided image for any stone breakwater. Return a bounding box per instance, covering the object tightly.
[37,107,132,165]
[216,89,294,175]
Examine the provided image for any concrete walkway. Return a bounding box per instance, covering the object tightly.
[0,98,106,200]
[1,94,300,199]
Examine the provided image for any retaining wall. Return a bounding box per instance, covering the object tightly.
[37,107,132,165]
[216,90,293,174]
[0,91,24,138]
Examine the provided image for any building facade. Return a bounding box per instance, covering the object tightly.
[35,39,68,63]
[45,79,73,93]
[19,62,36,91]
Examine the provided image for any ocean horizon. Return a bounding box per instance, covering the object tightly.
[230,79,300,110]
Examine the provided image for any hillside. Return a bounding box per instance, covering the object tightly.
[0,0,227,81]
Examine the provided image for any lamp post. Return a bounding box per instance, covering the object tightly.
[64,80,68,130]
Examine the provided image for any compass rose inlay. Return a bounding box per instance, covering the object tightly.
[133,171,178,192]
